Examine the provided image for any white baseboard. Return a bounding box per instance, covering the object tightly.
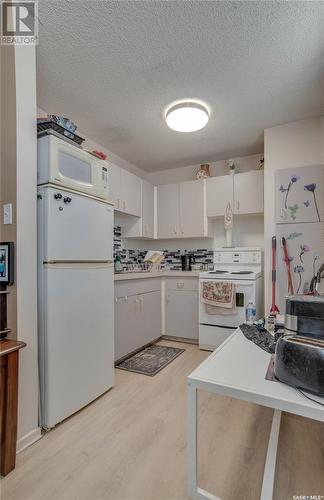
[16,427,42,453]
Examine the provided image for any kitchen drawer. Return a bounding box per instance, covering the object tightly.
[165,277,198,292]
[114,277,161,298]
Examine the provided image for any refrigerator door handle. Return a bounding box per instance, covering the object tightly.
[43,260,114,268]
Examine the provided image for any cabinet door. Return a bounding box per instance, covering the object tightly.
[115,290,161,361]
[206,175,233,217]
[120,169,142,217]
[180,180,205,237]
[108,162,121,209]
[156,183,180,238]
[142,180,155,238]
[140,291,161,344]
[234,171,263,214]
[115,295,140,361]
[165,290,198,340]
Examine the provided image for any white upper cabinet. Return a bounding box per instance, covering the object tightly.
[180,180,208,238]
[123,179,155,239]
[121,169,142,217]
[206,170,264,217]
[108,162,121,208]
[234,171,264,214]
[156,183,180,238]
[206,175,234,217]
[157,180,211,239]
[108,162,141,217]
[142,180,155,238]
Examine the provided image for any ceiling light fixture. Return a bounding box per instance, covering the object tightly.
[165,101,209,132]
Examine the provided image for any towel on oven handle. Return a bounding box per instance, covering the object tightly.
[201,281,235,308]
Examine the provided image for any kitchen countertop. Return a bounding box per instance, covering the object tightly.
[114,270,201,281]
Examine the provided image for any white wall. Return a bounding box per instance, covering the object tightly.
[16,46,41,450]
[147,153,263,185]
[264,116,324,313]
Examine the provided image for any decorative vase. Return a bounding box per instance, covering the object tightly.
[196,164,210,179]
[226,159,235,175]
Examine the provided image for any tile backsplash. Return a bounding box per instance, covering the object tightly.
[113,226,213,270]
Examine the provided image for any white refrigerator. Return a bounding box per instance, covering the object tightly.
[38,185,114,428]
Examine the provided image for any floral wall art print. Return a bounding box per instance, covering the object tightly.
[276,222,324,309]
[275,164,324,308]
[276,165,323,224]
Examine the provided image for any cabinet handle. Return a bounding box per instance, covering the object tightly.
[123,200,126,210]
[134,298,139,312]
[116,198,120,208]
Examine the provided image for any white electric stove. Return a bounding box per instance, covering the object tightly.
[199,247,263,351]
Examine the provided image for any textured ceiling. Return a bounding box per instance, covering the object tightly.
[37,1,324,171]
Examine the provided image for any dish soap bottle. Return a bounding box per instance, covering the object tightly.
[246,301,256,324]
[114,254,123,273]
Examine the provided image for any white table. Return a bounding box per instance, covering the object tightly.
[187,329,324,500]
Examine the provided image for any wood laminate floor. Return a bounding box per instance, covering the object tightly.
[2,340,324,500]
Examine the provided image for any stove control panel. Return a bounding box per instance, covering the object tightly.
[214,249,262,265]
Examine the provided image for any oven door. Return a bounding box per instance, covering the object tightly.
[199,279,256,328]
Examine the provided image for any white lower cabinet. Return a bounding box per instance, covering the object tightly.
[164,277,199,340]
[165,290,198,340]
[115,276,199,360]
[115,280,161,361]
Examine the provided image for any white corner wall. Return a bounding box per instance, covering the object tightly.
[15,46,41,451]
[264,116,324,313]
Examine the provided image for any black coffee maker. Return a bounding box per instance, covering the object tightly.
[181,254,194,271]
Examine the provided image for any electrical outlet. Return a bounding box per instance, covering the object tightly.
[3,203,12,225]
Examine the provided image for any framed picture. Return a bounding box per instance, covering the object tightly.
[0,242,14,285]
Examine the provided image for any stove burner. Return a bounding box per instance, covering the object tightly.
[230,271,253,275]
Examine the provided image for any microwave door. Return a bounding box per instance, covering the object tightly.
[57,148,92,186]
[39,186,113,262]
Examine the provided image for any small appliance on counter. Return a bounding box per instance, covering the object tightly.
[181,253,194,271]
[274,295,324,396]
[284,295,324,341]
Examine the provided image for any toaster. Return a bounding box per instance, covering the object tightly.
[274,335,324,396]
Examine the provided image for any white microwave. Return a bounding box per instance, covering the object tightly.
[37,134,109,200]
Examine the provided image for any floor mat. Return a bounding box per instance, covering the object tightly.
[116,344,185,376]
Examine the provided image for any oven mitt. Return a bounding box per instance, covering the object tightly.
[240,323,277,354]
